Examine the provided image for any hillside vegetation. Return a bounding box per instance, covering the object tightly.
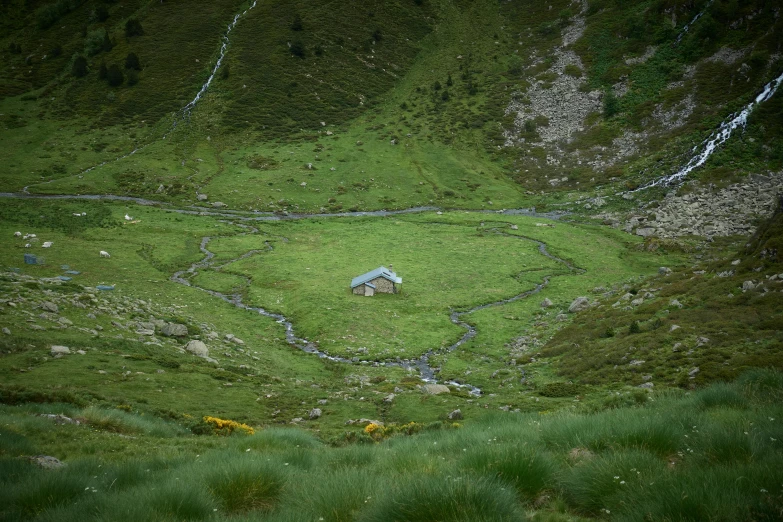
[2,0,783,520]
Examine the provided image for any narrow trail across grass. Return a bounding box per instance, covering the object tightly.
[169,216,582,396]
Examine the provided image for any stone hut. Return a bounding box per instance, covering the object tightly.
[351,266,402,296]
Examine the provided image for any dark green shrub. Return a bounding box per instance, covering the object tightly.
[290,40,305,58]
[98,61,107,79]
[102,31,113,52]
[71,55,88,77]
[291,13,303,31]
[125,18,144,37]
[603,90,620,118]
[125,52,140,70]
[84,29,107,56]
[92,5,109,22]
[126,69,139,86]
[629,321,641,334]
[107,64,123,86]
[539,382,584,397]
[37,0,78,29]
[49,44,62,58]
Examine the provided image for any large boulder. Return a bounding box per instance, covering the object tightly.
[422,384,450,395]
[185,340,209,358]
[30,455,64,469]
[50,345,70,356]
[635,227,656,237]
[40,301,59,313]
[161,322,188,337]
[568,297,590,313]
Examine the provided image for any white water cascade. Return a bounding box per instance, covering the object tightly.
[169,0,257,131]
[674,0,714,45]
[639,70,783,190]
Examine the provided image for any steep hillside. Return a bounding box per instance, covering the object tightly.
[1,0,780,213]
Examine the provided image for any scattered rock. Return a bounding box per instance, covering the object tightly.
[185,340,209,358]
[568,297,590,313]
[658,267,672,275]
[688,367,700,377]
[447,409,463,420]
[742,280,756,292]
[1,327,9,335]
[635,227,657,237]
[638,382,654,389]
[40,301,58,313]
[541,298,553,308]
[30,455,64,469]
[383,394,395,403]
[212,202,226,208]
[422,384,450,395]
[39,414,79,425]
[309,408,322,420]
[670,299,683,309]
[50,345,70,356]
[161,323,188,337]
[197,194,208,201]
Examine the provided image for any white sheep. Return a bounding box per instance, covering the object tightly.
[99,251,111,258]
[124,214,133,221]
[42,242,52,248]
[14,231,21,237]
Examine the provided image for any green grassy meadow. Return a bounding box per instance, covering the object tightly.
[3,0,783,519]
[2,370,783,521]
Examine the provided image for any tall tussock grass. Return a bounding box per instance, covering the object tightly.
[3,371,783,520]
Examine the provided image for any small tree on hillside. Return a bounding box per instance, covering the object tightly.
[603,90,620,118]
[102,31,113,53]
[126,69,139,86]
[71,55,88,77]
[125,18,144,37]
[291,14,303,31]
[290,40,305,58]
[107,64,124,86]
[125,52,141,70]
[92,5,109,22]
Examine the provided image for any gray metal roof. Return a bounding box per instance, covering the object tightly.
[350,266,402,288]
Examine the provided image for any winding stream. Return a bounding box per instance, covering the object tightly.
[170,218,579,396]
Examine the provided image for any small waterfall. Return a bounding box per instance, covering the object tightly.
[674,0,714,45]
[169,0,257,131]
[639,70,783,190]
[23,1,258,192]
